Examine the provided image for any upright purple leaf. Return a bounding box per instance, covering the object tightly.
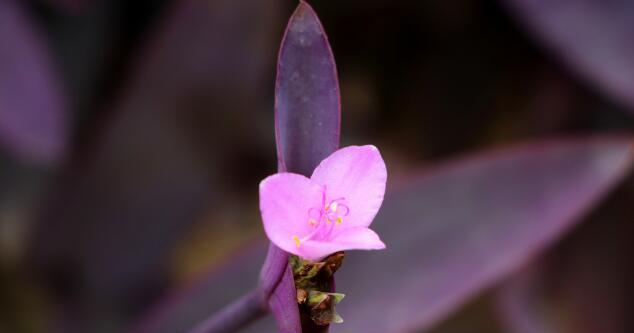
[333,137,633,333]
[274,0,341,176]
[261,2,341,332]
[504,0,634,112]
[0,0,68,165]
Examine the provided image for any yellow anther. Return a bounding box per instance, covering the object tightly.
[326,218,332,225]
[293,235,301,248]
[336,217,343,225]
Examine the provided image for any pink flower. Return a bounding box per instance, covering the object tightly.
[259,145,387,261]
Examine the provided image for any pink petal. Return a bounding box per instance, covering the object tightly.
[311,145,387,228]
[259,173,324,256]
[301,227,386,261]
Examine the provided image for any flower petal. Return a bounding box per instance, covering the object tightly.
[311,145,387,228]
[300,227,386,260]
[260,173,324,256]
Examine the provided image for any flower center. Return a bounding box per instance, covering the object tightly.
[293,197,350,248]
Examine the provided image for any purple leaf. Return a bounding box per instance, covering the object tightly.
[132,242,268,333]
[268,264,302,333]
[260,2,341,332]
[0,0,68,165]
[259,244,293,297]
[274,0,341,176]
[29,0,281,329]
[333,136,633,333]
[259,244,301,333]
[504,0,634,112]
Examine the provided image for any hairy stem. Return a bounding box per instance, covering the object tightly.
[189,290,267,333]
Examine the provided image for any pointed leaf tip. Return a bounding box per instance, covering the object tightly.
[275,0,340,176]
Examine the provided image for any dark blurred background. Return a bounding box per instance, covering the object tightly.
[1,0,633,332]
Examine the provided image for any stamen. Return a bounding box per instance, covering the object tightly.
[304,196,351,242]
[336,204,349,216]
[293,235,301,248]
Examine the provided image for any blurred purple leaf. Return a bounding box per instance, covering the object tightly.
[139,137,633,333]
[188,291,266,333]
[333,136,633,333]
[0,0,68,165]
[261,2,341,332]
[133,242,268,333]
[30,0,280,329]
[504,0,634,112]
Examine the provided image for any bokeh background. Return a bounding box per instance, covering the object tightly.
[1,0,633,332]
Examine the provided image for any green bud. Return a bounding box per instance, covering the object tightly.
[307,291,345,325]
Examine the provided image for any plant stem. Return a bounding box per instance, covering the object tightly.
[189,290,267,333]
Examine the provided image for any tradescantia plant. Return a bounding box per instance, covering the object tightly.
[131,2,633,333]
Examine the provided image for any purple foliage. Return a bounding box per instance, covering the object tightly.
[267,262,303,333]
[505,0,634,112]
[29,0,280,329]
[332,137,632,333]
[3,1,633,332]
[132,242,268,333]
[259,244,301,333]
[274,1,341,176]
[188,291,266,333]
[137,136,633,333]
[0,0,68,165]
